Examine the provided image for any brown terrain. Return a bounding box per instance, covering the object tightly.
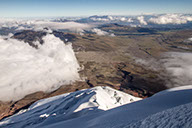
[1,25,192,120]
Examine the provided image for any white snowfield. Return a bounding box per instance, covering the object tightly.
[0,86,141,128]
[124,102,192,128]
[1,85,192,128]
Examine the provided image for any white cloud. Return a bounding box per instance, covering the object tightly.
[91,28,115,36]
[0,18,92,33]
[162,52,192,87]
[127,18,133,22]
[91,28,109,36]
[0,34,80,101]
[149,14,192,24]
[187,37,192,41]
[120,17,126,22]
[137,16,148,25]
[90,16,133,23]
[33,21,92,32]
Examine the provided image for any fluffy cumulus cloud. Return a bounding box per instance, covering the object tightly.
[137,16,148,25]
[91,28,115,36]
[91,28,108,36]
[149,14,192,24]
[0,34,80,101]
[162,52,192,87]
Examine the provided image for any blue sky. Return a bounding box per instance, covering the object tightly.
[0,0,192,17]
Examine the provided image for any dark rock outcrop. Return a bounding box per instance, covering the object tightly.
[12,30,46,48]
[12,30,77,48]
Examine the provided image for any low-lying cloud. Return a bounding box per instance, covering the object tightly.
[91,28,115,36]
[134,51,192,88]
[0,34,80,101]
[149,14,192,24]
[161,52,192,87]
[0,18,92,33]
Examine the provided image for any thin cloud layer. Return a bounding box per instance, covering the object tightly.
[0,18,92,33]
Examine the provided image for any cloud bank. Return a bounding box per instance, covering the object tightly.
[134,51,192,88]
[0,18,92,33]
[87,14,192,26]
[90,15,133,23]
[0,34,80,101]
[149,14,192,24]
[162,52,192,87]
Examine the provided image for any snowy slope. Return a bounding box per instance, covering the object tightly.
[0,86,141,128]
[124,102,192,128]
[1,85,192,128]
[37,85,192,128]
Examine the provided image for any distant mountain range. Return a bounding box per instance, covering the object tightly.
[54,14,192,30]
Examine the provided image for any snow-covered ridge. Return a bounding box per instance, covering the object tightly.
[0,86,141,127]
[1,85,192,128]
[45,85,192,128]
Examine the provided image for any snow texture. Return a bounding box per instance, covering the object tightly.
[124,102,192,128]
[0,86,141,128]
[1,85,192,128]
[43,85,192,128]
